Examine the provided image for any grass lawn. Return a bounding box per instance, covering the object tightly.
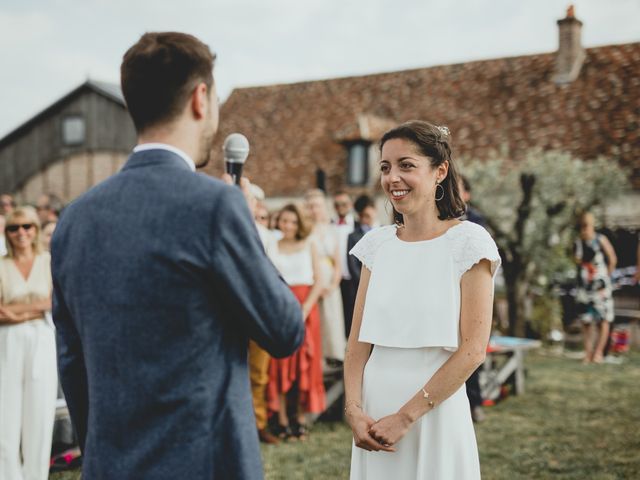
[51,350,640,479]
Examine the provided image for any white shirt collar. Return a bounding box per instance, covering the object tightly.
[132,143,196,172]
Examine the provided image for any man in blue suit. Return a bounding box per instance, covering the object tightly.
[52,32,304,479]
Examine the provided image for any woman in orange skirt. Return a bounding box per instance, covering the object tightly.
[267,204,326,439]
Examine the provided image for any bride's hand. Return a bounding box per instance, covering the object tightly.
[346,407,396,452]
[368,413,413,447]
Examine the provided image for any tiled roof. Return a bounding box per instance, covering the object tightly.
[204,42,640,194]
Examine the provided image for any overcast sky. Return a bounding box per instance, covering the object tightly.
[0,0,638,137]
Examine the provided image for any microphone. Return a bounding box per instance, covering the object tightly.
[223,133,250,185]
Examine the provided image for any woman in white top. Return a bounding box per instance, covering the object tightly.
[0,206,57,480]
[345,121,501,479]
[305,189,347,362]
[267,204,326,439]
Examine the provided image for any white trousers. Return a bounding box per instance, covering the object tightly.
[0,320,58,480]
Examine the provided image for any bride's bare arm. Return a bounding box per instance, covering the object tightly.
[344,266,394,452]
[369,259,494,446]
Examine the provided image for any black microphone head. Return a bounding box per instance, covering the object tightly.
[223,133,250,164]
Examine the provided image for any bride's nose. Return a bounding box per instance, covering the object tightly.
[388,167,402,184]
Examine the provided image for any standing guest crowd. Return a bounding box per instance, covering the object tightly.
[248,188,378,443]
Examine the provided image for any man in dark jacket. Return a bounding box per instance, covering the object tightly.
[52,32,304,479]
[346,195,377,337]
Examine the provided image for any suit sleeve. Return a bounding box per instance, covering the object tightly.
[52,275,89,451]
[209,187,304,358]
[347,232,362,284]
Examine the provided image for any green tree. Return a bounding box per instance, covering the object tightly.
[462,149,629,337]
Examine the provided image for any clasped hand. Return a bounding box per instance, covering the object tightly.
[0,306,24,323]
[348,408,413,452]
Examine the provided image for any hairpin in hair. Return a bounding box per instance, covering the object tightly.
[436,125,450,137]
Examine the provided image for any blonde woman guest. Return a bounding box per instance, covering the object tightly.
[267,204,326,439]
[0,207,57,480]
[345,121,500,479]
[305,189,347,363]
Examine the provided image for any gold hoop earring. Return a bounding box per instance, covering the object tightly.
[435,183,445,202]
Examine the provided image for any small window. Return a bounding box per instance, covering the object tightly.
[347,142,369,186]
[62,116,85,145]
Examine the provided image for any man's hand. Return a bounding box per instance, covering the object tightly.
[221,174,256,216]
[368,413,414,448]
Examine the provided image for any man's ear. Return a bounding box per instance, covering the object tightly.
[190,82,208,120]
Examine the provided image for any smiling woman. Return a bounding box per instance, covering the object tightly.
[344,120,501,479]
[378,121,466,226]
[0,206,56,480]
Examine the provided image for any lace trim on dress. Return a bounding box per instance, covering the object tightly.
[349,225,396,271]
[450,223,501,278]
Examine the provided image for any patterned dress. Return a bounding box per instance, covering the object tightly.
[574,235,614,323]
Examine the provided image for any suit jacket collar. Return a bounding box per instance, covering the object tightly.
[121,149,194,173]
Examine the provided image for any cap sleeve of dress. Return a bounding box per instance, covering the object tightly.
[349,225,396,272]
[452,222,501,279]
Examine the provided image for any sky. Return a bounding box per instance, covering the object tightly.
[0,0,638,137]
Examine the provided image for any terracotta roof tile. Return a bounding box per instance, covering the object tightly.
[204,42,640,195]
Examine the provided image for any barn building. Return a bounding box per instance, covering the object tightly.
[0,80,135,204]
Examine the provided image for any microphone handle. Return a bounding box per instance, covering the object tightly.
[225,161,244,186]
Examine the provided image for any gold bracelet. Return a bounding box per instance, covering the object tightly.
[422,388,435,409]
[344,400,362,414]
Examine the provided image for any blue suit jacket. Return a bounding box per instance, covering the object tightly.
[52,149,304,479]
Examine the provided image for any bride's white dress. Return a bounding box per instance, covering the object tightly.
[349,222,500,480]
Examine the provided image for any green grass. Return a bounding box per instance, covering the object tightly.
[474,351,640,480]
[51,350,640,479]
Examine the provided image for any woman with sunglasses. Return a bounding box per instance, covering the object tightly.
[0,206,57,480]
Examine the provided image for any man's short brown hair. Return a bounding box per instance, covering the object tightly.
[121,32,216,133]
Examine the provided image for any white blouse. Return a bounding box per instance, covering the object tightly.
[0,252,52,322]
[350,222,500,350]
[270,241,314,286]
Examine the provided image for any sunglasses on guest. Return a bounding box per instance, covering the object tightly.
[6,223,35,233]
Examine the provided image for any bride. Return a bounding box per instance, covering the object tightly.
[344,121,500,479]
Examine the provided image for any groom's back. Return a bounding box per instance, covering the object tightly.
[53,31,303,480]
[53,151,264,478]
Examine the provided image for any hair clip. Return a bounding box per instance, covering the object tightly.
[436,125,450,137]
